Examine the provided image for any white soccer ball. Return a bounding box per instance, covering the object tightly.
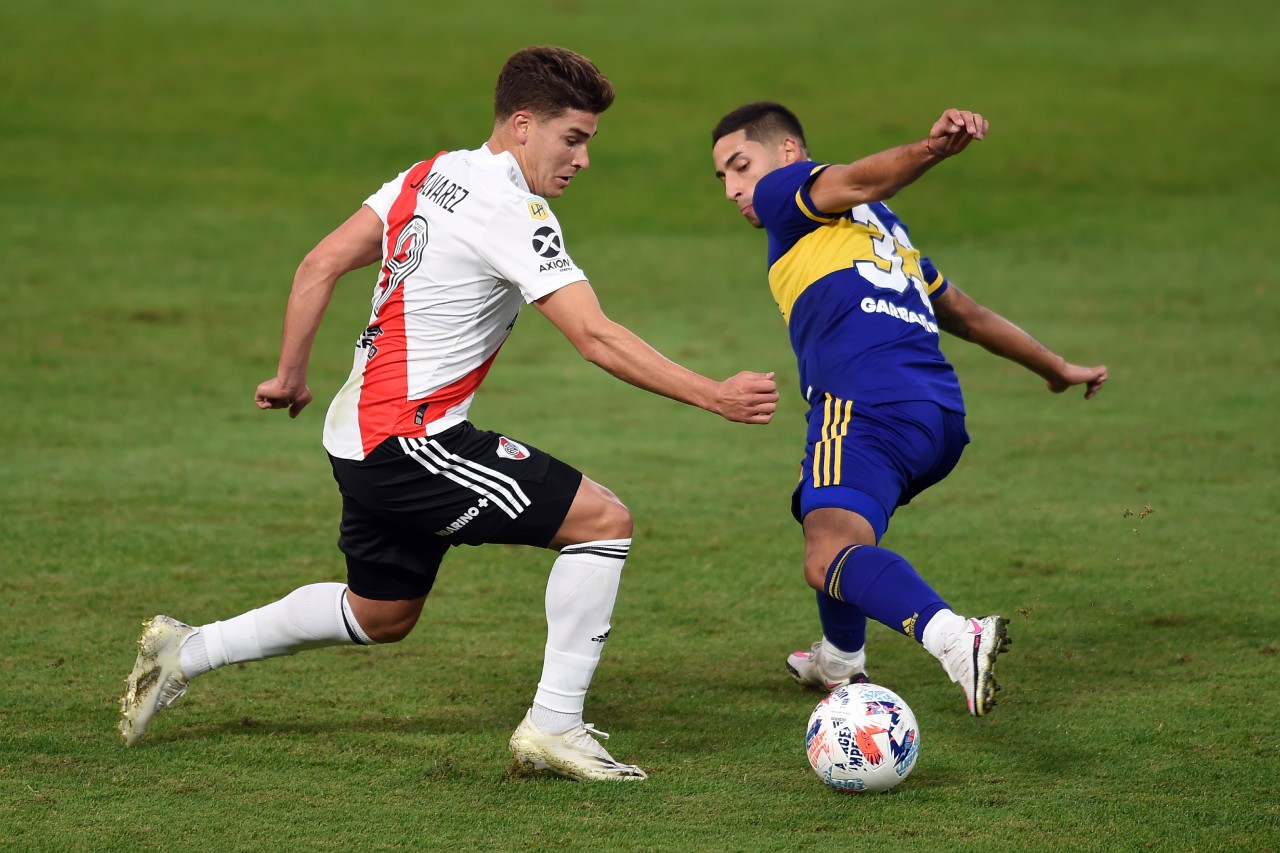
[805,682,920,794]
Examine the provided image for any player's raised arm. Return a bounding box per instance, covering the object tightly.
[533,281,779,424]
[808,109,988,215]
[931,284,1108,400]
[255,205,384,418]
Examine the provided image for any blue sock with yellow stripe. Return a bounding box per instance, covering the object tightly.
[823,545,949,643]
[816,592,867,654]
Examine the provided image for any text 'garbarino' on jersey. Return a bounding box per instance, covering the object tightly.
[323,145,589,461]
[752,161,964,413]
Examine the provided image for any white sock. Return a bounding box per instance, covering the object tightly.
[920,608,969,661]
[180,583,372,677]
[528,706,582,733]
[820,636,867,674]
[532,538,629,733]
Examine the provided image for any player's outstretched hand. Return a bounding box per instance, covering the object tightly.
[1047,363,1108,400]
[255,376,313,418]
[716,371,779,424]
[927,109,988,158]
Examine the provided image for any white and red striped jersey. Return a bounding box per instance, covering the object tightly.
[323,145,587,461]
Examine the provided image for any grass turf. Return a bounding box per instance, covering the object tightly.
[2,0,1278,849]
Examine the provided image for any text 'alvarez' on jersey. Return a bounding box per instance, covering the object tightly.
[323,145,588,461]
[753,160,964,414]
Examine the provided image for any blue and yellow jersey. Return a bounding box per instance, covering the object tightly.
[753,160,965,413]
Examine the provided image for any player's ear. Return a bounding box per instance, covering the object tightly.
[511,111,533,144]
[780,137,804,165]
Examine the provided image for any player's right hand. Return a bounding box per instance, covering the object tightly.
[926,109,988,158]
[717,371,779,424]
[255,376,313,419]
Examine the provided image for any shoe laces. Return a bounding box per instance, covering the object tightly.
[561,723,615,759]
[157,676,189,709]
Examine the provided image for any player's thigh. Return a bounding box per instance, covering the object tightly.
[329,463,451,604]
[393,423,586,551]
[331,423,566,604]
[794,398,955,541]
[900,406,969,503]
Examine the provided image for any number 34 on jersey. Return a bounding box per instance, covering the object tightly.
[767,202,942,330]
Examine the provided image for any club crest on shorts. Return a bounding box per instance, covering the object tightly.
[496,436,530,460]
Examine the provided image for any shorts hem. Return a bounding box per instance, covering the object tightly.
[796,485,890,542]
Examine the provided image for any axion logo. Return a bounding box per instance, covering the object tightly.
[538,258,573,273]
[496,436,530,460]
[531,226,562,258]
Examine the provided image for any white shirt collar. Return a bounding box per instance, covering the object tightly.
[478,142,530,193]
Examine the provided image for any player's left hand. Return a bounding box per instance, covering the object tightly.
[1048,363,1108,400]
[716,371,779,424]
[255,376,313,418]
[927,109,988,158]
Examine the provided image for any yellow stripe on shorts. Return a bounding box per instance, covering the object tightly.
[813,394,854,488]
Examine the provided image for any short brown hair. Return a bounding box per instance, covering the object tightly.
[494,46,615,120]
[711,101,807,149]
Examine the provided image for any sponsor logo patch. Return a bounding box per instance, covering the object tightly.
[497,436,530,460]
[538,258,573,273]
[435,498,490,536]
[859,297,939,335]
[531,226,562,258]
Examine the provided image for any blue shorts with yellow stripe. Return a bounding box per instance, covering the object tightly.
[791,396,970,541]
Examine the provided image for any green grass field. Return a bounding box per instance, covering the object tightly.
[3,0,1278,849]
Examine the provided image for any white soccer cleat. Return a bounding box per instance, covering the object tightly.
[786,640,869,691]
[119,615,194,746]
[509,710,647,781]
[939,615,1011,716]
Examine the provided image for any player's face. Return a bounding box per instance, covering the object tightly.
[713,130,785,229]
[521,109,599,198]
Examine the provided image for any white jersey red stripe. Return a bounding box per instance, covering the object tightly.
[323,145,588,461]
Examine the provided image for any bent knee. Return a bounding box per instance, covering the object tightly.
[596,492,633,540]
[362,619,415,644]
[553,479,634,547]
[347,597,423,644]
[803,559,829,591]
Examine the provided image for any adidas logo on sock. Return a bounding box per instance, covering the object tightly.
[590,630,611,644]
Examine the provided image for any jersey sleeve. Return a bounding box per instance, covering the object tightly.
[478,195,587,303]
[921,256,949,299]
[363,167,414,223]
[754,161,834,244]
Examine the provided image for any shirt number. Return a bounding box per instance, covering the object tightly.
[850,208,933,315]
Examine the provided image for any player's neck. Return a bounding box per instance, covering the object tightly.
[484,131,532,187]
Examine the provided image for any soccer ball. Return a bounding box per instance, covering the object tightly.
[805,682,920,794]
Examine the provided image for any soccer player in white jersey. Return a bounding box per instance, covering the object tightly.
[118,46,780,781]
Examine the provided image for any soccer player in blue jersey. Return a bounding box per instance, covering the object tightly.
[711,103,1107,715]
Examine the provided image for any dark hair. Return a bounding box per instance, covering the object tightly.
[494,46,615,120]
[711,101,807,149]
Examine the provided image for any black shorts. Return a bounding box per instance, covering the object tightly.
[328,422,583,601]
